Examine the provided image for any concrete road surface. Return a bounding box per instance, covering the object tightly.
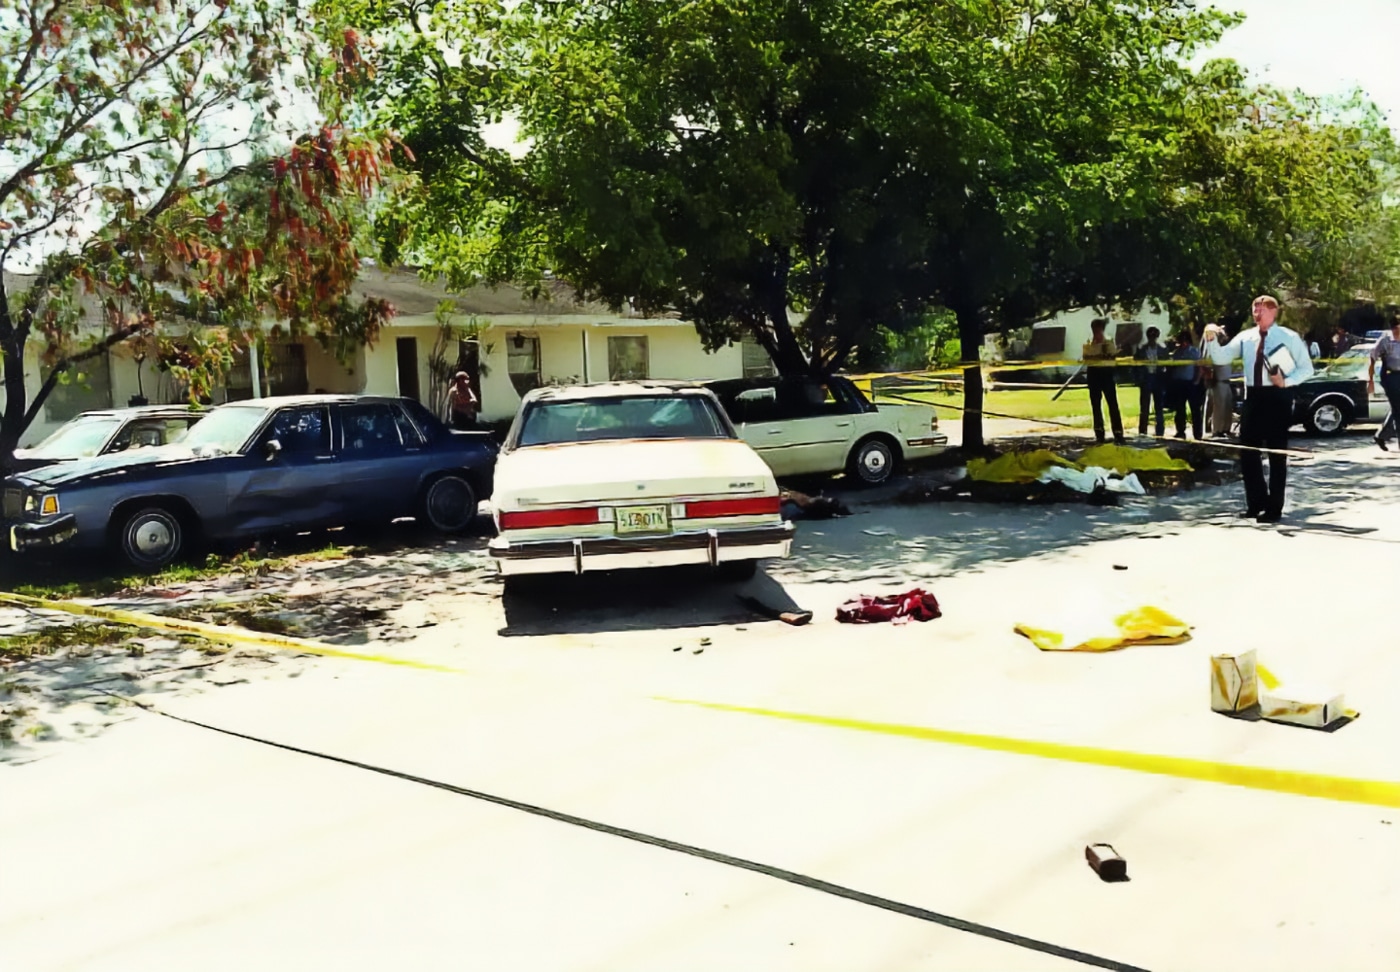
[3,436,1398,972]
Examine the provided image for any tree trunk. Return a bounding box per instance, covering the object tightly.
[954,304,986,451]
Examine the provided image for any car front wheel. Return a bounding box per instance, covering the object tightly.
[419,473,478,533]
[1303,399,1349,436]
[847,437,897,486]
[117,507,185,571]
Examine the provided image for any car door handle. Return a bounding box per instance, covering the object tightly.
[767,429,784,435]
[834,421,852,428]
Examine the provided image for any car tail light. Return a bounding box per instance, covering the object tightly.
[684,496,780,518]
[499,507,601,530]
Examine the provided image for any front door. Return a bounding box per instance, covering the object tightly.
[396,337,421,402]
[227,405,343,533]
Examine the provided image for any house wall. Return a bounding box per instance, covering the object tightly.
[1032,303,1171,361]
[303,340,365,394]
[363,320,749,423]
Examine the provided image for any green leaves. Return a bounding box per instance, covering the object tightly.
[0,0,396,460]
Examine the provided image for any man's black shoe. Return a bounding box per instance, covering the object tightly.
[1256,511,1282,524]
[1236,510,1264,519]
[1377,434,1390,452]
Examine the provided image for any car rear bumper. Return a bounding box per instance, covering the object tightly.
[489,523,794,576]
[903,433,949,455]
[8,514,79,553]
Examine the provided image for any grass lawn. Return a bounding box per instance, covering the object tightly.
[877,385,1149,428]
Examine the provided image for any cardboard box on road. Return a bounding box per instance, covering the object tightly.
[1211,649,1259,713]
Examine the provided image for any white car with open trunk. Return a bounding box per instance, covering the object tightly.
[488,382,793,579]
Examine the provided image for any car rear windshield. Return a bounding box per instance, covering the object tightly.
[180,406,268,456]
[516,395,731,446]
[26,415,122,459]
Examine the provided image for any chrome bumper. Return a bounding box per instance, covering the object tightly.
[489,523,794,576]
[8,514,79,553]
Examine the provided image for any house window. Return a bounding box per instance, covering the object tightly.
[1113,322,1144,355]
[607,335,649,381]
[741,336,774,378]
[507,334,542,397]
[45,353,114,421]
[1028,326,1066,356]
[224,342,308,400]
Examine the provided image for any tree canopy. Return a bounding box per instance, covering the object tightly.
[0,0,393,465]
[349,0,1400,446]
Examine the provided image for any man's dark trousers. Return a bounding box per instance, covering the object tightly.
[1240,386,1293,517]
[1088,368,1124,442]
[1170,381,1205,439]
[1138,372,1166,436]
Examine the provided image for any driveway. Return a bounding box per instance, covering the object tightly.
[3,435,1398,971]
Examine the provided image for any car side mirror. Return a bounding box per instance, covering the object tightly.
[264,438,283,460]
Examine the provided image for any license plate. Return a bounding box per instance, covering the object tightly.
[615,505,670,535]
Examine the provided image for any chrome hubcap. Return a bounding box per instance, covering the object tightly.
[1314,405,1343,432]
[862,448,888,476]
[429,480,470,526]
[133,518,174,558]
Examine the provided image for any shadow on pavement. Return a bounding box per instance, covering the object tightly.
[498,566,803,636]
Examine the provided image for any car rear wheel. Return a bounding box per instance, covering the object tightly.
[1304,399,1348,436]
[847,437,896,486]
[117,507,184,571]
[419,474,477,533]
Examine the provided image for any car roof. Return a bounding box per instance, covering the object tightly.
[76,404,203,419]
[518,381,712,404]
[218,394,410,408]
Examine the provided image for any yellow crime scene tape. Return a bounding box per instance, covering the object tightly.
[0,590,465,673]
[2,589,1393,812]
[659,698,1400,809]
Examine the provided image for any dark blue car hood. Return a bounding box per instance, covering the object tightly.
[7,446,214,487]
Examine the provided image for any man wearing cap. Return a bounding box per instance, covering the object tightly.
[1204,295,1314,523]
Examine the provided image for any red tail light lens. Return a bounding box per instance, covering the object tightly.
[499,508,601,530]
[685,496,780,518]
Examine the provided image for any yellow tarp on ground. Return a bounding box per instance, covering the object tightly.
[966,450,1078,483]
[1078,444,1193,475]
[1014,606,1192,653]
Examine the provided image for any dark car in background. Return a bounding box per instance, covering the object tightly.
[2,395,497,570]
[1292,344,1386,435]
[11,405,204,472]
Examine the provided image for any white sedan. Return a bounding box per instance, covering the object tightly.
[705,375,947,485]
[489,383,793,579]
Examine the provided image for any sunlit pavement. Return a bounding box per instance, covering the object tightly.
[3,434,1397,972]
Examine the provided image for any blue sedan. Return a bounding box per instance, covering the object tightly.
[2,395,497,570]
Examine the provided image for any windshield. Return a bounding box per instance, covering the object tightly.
[179,406,268,456]
[25,415,123,459]
[516,395,731,447]
[1319,347,1377,380]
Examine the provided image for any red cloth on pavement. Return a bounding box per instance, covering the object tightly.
[836,589,942,624]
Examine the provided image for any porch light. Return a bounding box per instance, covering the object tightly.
[513,331,526,350]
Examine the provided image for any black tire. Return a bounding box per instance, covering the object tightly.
[846,436,897,486]
[419,473,478,532]
[717,559,759,582]
[1303,399,1349,436]
[116,506,185,571]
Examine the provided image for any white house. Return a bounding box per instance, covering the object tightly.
[1027,303,1171,363]
[2,267,772,445]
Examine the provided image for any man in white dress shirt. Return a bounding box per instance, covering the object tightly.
[1204,294,1314,523]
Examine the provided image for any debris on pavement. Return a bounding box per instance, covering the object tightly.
[737,595,813,626]
[1259,683,1351,729]
[1210,649,1261,714]
[1014,605,1190,652]
[836,589,941,624]
[1086,843,1129,882]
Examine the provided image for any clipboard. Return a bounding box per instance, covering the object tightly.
[1266,343,1296,376]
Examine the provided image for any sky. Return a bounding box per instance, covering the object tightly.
[1204,0,1400,129]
